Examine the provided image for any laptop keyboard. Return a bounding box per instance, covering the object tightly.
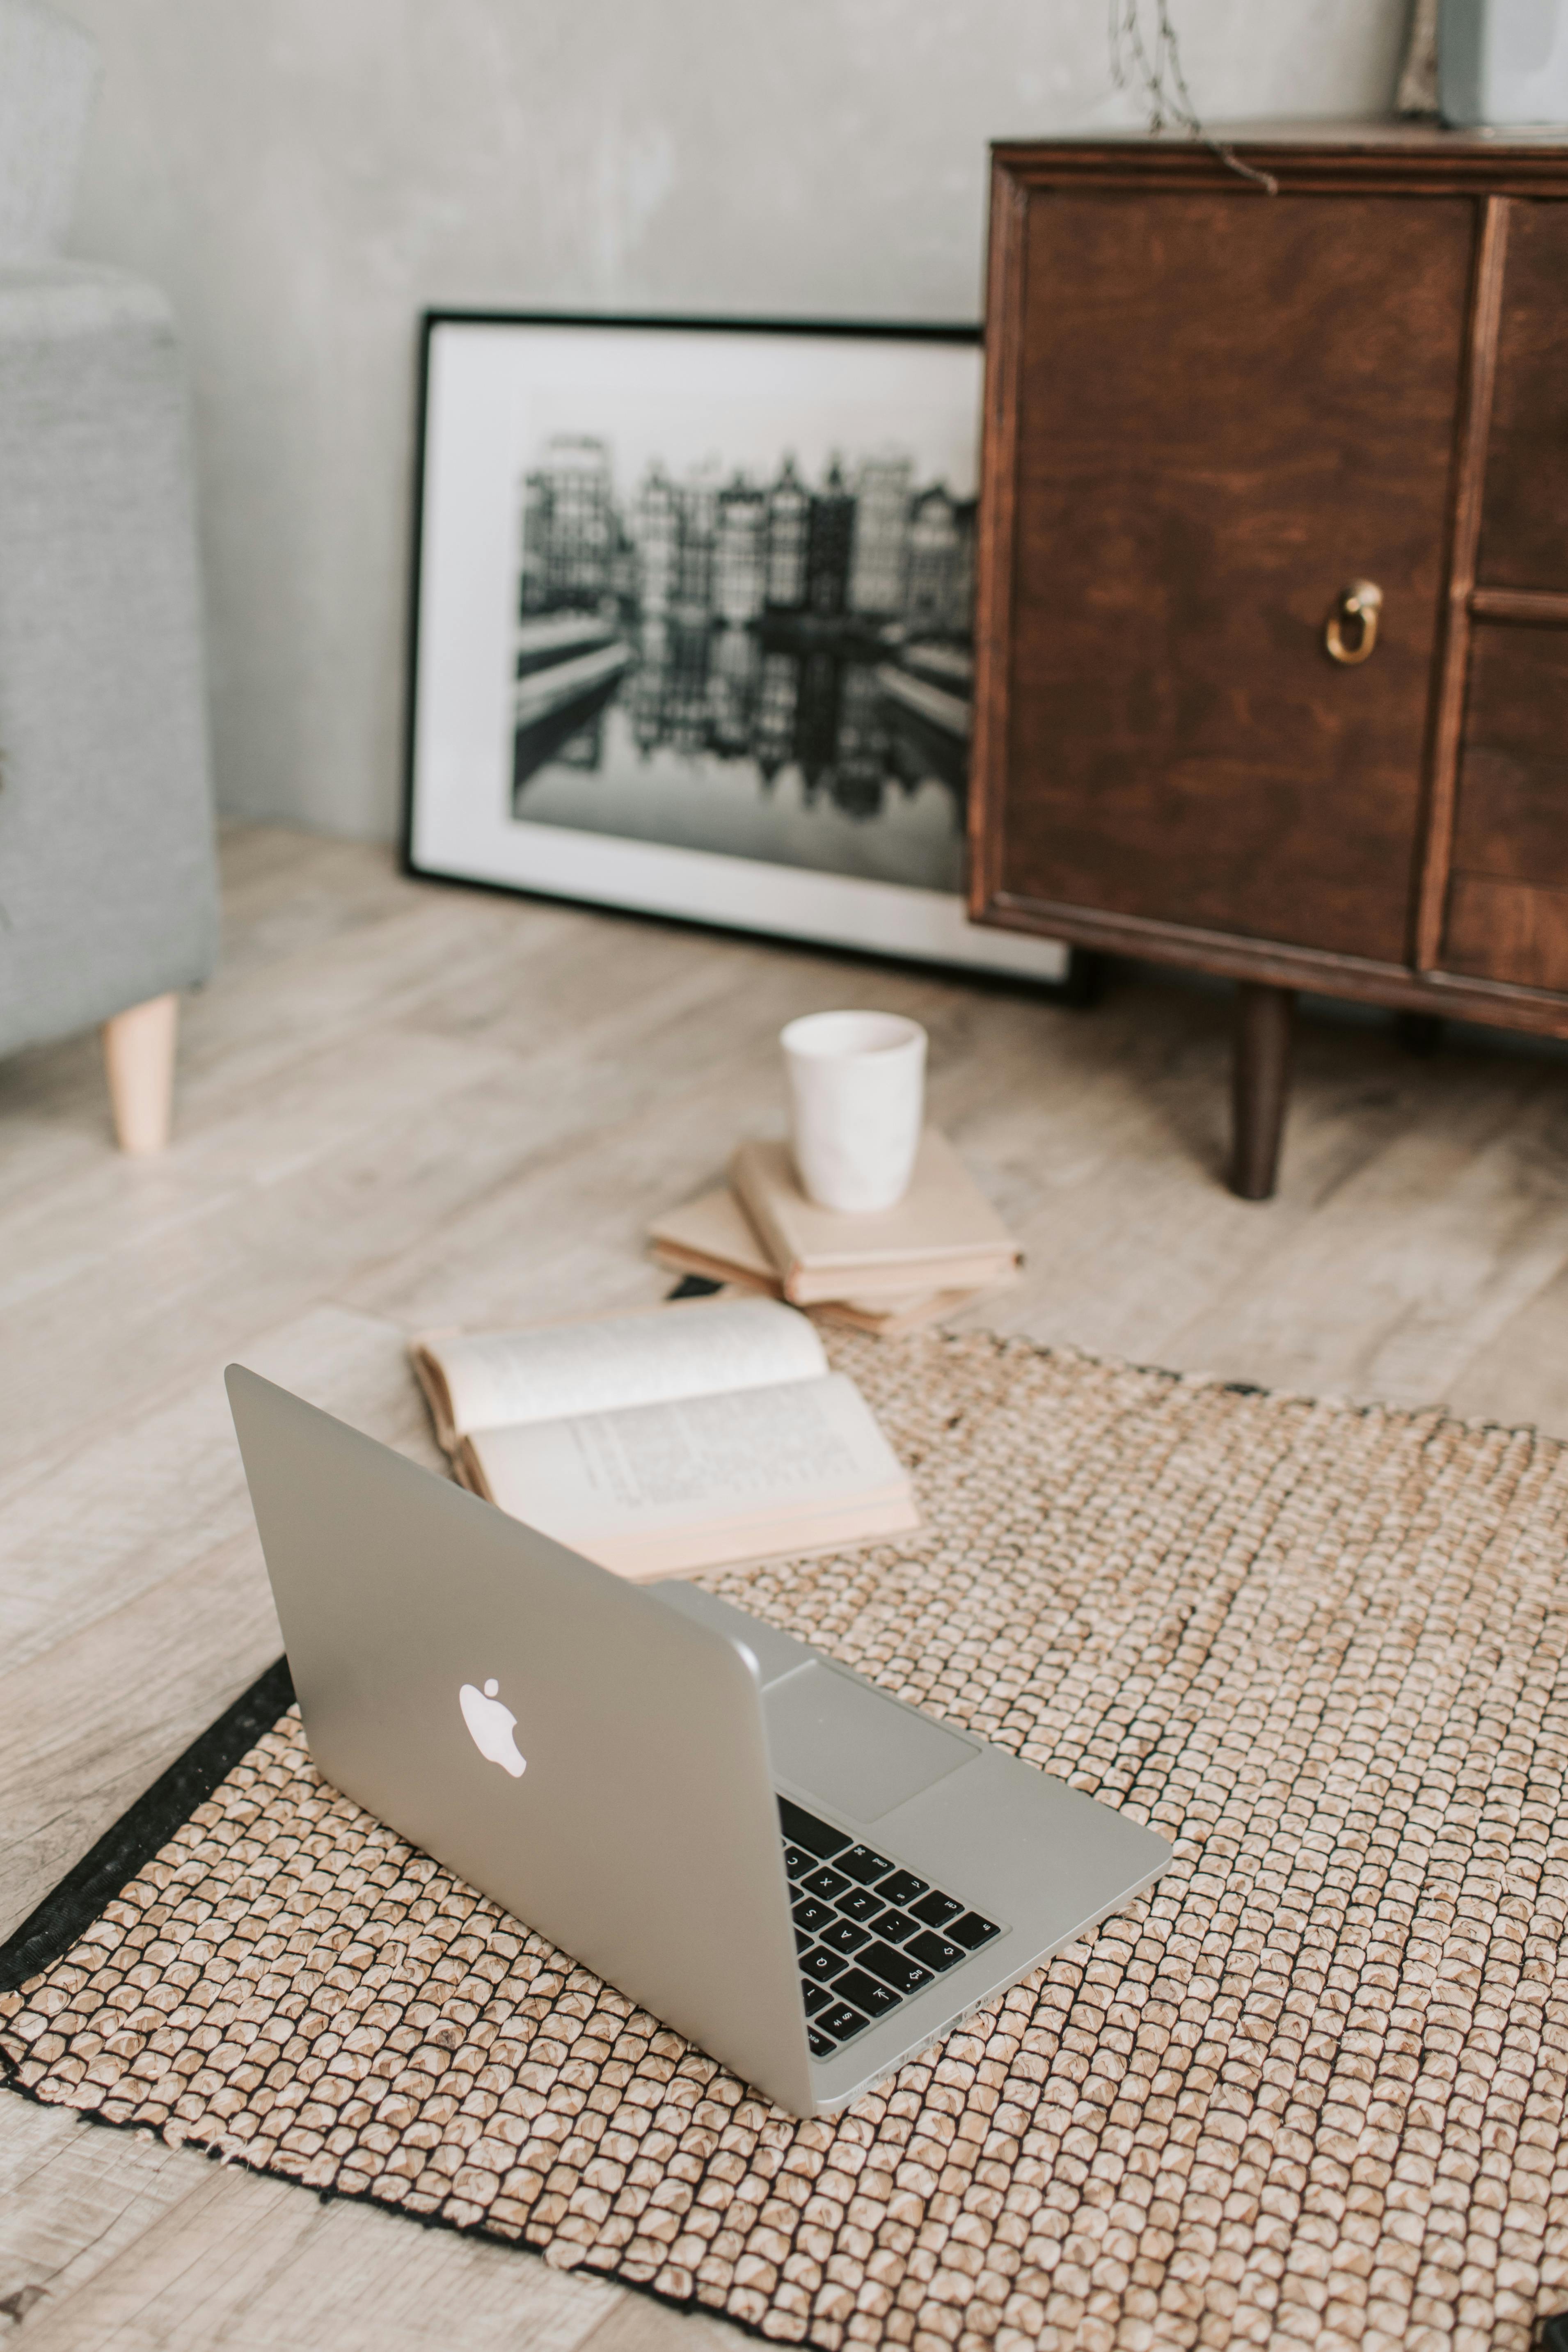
[778,1797,1002,2061]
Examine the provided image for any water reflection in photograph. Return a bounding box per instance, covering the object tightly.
[510,437,975,895]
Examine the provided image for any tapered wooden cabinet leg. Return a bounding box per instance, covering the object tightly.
[1229,983,1294,1201]
[102,992,179,1154]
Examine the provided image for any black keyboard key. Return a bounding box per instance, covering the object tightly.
[907,1929,964,1973]
[779,1798,850,1859]
[858,1940,934,1999]
[802,1982,833,2016]
[816,2000,869,2044]
[800,1945,848,1984]
[821,1917,870,1955]
[876,1870,929,1908]
[836,1844,895,1885]
[792,1898,833,1936]
[784,1844,813,1881]
[795,1924,814,1953]
[911,1890,963,1930]
[808,2028,836,2057]
[837,1885,884,1923]
[801,1865,852,1903]
[950,1911,1002,1952]
[830,1967,900,2019]
[870,1908,920,1942]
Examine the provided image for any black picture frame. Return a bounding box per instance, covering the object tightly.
[401,309,1069,986]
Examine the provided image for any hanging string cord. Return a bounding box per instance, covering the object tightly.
[1108,0,1280,196]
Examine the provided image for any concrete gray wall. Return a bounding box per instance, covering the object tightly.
[64,0,1411,840]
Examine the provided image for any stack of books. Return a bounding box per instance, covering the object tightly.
[648,1128,1021,1336]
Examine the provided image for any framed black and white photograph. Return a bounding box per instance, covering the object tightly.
[404,312,1067,981]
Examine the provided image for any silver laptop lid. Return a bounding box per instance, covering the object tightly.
[226,1364,815,2117]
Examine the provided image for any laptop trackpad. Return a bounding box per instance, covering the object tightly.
[764,1661,976,1823]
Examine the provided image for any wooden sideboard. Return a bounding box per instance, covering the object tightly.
[969,126,1568,1196]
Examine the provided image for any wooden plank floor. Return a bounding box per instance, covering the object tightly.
[5,824,1568,2346]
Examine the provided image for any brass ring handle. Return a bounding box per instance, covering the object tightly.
[1325,579,1383,666]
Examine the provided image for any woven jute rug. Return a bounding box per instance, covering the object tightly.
[4,1330,1567,2352]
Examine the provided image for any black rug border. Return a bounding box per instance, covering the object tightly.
[0,1655,297,1998]
[0,2054,806,2349]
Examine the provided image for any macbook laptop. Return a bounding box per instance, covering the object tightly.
[227,1363,1171,2119]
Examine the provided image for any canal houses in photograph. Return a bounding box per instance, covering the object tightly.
[510,431,977,850]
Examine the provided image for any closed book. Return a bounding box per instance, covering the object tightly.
[646,1185,993,1333]
[729,1130,1021,1306]
[647,1186,783,1295]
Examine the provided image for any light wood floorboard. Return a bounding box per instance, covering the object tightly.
[5,824,1568,2347]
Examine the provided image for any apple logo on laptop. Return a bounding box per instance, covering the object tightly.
[459,1678,526,1778]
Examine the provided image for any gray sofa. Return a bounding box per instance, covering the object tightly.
[0,0,219,1151]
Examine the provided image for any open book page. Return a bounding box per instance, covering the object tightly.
[462,1371,916,1575]
[412,1296,828,1446]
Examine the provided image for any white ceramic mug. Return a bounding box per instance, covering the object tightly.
[781,1010,927,1214]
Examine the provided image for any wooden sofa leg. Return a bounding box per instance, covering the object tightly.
[102,993,179,1154]
[1229,983,1294,1201]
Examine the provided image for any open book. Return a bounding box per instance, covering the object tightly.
[410,1295,920,1580]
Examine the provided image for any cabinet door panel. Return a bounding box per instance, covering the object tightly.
[1444,620,1568,986]
[997,192,1472,962]
[1445,874,1568,991]
[1477,199,1568,589]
